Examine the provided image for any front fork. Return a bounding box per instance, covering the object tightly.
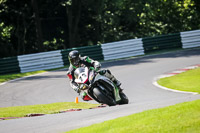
[113,84,121,102]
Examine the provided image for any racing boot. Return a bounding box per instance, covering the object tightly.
[102,69,122,87]
[81,92,92,101]
[112,78,123,92]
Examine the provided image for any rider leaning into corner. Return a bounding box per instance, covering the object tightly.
[67,50,122,101]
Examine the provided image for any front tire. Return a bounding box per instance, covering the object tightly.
[119,92,129,105]
[93,87,116,106]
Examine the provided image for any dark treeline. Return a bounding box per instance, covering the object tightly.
[0,0,200,58]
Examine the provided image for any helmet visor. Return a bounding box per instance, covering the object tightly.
[70,56,80,66]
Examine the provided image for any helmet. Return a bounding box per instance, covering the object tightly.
[68,50,80,67]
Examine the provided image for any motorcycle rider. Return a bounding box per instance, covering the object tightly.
[67,50,122,101]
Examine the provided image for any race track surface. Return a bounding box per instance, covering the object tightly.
[0,49,200,133]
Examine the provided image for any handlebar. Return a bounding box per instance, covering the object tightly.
[89,67,100,72]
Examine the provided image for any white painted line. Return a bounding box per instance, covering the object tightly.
[170,70,185,74]
[153,79,198,95]
[153,64,199,95]
[184,66,198,69]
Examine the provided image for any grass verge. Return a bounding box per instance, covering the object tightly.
[67,100,200,133]
[0,70,47,83]
[158,67,200,93]
[0,66,68,83]
[0,102,99,118]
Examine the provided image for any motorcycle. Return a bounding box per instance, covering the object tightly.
[73,67,129,106]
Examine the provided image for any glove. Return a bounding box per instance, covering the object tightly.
[94,61,101,71]
[74,87,80,93]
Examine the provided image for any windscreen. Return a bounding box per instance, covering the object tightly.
[74,67,85,79]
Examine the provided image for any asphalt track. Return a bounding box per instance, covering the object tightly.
[0,48,200,133]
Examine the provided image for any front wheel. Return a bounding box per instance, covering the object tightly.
[93,87,116,106]
[118,92,129,105]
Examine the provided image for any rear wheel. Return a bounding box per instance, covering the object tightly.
[93,87,116,106]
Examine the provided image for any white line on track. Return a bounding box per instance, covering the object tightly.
[153,64,199,95]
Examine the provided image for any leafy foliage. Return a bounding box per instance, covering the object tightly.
[0,0,200,58]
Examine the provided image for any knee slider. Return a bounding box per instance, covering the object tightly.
[106,69,111,74]
[99,69,111,75]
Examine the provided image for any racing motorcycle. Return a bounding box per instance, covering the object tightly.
[74,67,129,106]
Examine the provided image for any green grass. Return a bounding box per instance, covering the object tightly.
[67,100,200,133]
[158,67,200,93]
[0,70,47,83]
[0,66,68,83]
[0,102,99,118]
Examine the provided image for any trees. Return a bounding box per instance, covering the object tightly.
[137,0,200,37]
[0,0,35,57]
[0,0,200,58]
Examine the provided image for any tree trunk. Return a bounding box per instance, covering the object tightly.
[94,0,103,45]
[31,0,44,52]
[66,0,82,48]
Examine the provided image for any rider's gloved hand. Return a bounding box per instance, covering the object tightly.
[74,87,80,93]
[94,61,101,71]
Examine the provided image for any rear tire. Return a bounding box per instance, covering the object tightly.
[93,87,116,106]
